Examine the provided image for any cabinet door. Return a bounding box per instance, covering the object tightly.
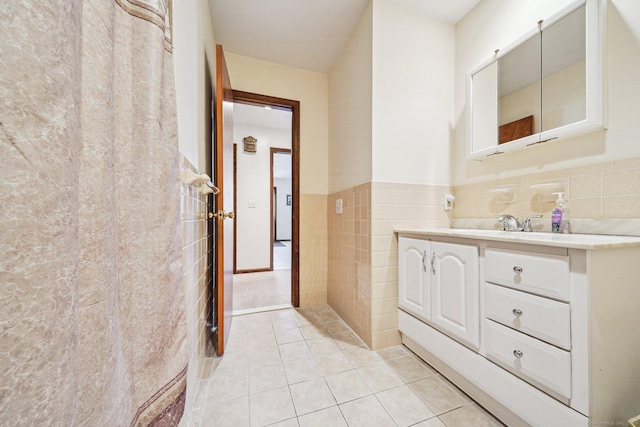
[430,242,479,349]
[398,237,430,321]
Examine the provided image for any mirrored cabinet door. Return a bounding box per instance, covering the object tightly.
[498,33,541,145]
[467,0,605,160]
[541,4,587,133]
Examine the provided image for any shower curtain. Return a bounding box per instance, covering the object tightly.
[1,1,185,425]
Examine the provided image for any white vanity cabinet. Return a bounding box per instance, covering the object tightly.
[398,238,479,349]
[397,230,640,427]
[431,242,479,349]
[398,237,430,321]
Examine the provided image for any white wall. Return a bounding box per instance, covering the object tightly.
[371,0,455,186]
[328,2,373,193]
[235,122,291,270]
[225,53,329,195]
[454,0,640,185]
[173,0,217,172]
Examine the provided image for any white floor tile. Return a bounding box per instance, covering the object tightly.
[297,406,347,427]
[339,395,396,427]
[376,385,436,427]
[290,378,337,416]
[249,386,296,426]
[185,306,505,427]
[325,369,372,404]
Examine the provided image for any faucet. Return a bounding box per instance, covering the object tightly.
[520,215,543,232]
[496,214,543,232]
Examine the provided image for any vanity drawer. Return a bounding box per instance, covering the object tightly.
[485,320,571,399]
[485,248,570,301]
[484,283,571,350]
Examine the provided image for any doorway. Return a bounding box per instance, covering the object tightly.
[231,91,300,313]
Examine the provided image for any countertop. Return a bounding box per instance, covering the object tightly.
[395,228,640,250]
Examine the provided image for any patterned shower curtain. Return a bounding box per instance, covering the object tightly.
[1,1,185,425]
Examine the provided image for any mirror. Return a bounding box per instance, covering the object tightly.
[541,5,586,132]
[467,0,603,159]
[498,32,541,144]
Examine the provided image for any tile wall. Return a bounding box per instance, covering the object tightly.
[370,182,452,349]
[300,194,329,306]
[180,157,215,424]
[328,182,452,350]
[328,184,373,347]
[453,156,640,230]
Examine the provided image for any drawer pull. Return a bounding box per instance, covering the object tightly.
[513,349,524,358]
[513,266,523,274]
[512,308,523,317]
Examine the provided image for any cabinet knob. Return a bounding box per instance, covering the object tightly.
[513,349,524,358]
[512,308,523,317]
[513,266,523,274]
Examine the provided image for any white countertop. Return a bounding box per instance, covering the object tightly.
[395,228,640,250]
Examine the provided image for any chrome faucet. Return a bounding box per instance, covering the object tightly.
[496,214,543,232]
[520,215,543,232]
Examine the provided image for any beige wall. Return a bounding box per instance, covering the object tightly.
[454,155,640,231]
[328,184,373,346]
[328,2,373,193]
[225,53,330,307]
[328,182,452,349]
[454,0,640,185]
[327,0,456,349]
[225,53,329,195]
[372,0,455,185]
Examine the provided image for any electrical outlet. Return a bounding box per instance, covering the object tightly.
[248,200,256,208]
[444,194,455,211]
[336,198,343,214]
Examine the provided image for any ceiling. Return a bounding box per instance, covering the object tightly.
[208,0,482,74]
[234,103,292,130]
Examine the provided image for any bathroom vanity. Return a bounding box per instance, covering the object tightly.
[397,229,640,426]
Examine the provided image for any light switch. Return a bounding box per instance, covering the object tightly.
[248,200,256,208]
[336,198,343,214]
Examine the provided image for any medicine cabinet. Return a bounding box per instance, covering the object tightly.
[467,0,606,160]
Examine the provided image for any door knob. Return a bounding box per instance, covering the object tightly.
[215,210,235,220]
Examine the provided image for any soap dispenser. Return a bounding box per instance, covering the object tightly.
[551,192,570,234]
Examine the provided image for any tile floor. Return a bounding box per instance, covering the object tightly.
[186,305,505,427]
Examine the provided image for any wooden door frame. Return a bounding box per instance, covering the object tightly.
[270,148,292,271]
[232,90,300,307]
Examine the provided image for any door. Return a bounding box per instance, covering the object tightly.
[398,237,430,322]
[430,241,480,349]
[215,45,234,355]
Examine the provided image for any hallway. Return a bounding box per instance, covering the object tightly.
[233,242,292,314]
[185,305,503,427]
